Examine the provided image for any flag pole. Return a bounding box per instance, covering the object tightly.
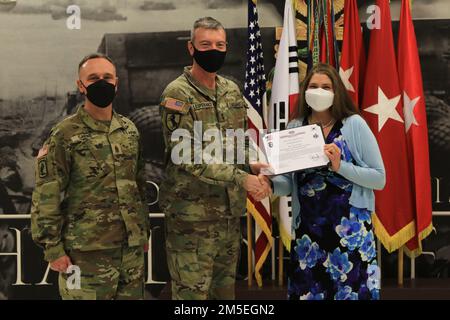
[247,212,253,287]
[377,238,382,287]
[398,246,404,286]
[278,236,284,286]
[271,237,276,281]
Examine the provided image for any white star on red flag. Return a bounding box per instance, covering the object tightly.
[403,92,420,132]
[364,87,403,132]
[339,66,355,92]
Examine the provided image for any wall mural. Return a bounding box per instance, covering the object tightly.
[0,0,448,299]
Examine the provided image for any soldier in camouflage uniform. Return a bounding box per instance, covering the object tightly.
[159,17,271,300]
[31,54,149,300]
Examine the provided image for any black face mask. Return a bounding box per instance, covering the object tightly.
[80,79,116,108]
[193,46,226,73]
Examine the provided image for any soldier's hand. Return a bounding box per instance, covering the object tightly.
[243,174,263,193]
[244,174,272,200]
[250,174,272,201]
[50,255,72,273]
[258,174,272,194]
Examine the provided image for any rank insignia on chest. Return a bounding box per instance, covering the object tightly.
[38,158,48,178]
[166,113,181,132]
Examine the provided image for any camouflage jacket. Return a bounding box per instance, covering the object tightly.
[31,105,149,262]
[159,66,251,222]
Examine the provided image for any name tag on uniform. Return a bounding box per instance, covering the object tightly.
[192,102,214,110]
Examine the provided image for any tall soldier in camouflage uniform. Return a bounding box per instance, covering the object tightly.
[159,17,271,300]
[31,54,149,300]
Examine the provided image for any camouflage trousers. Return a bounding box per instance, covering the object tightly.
[58,245,145,300]
[165,218,241,300]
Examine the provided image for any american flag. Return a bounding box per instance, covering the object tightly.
[244,0,272,288]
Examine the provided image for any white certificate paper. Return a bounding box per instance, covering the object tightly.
[261,124,330,175]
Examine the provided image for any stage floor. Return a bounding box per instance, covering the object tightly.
[156,279,450,300]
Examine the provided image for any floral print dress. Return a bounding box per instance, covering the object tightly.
[288,120,380,300]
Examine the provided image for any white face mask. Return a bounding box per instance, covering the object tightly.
[305,88,334,112]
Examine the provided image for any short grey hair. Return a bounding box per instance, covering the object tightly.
[190,17,225,42]
[78,53,115,73]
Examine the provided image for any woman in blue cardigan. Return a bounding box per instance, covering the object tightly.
[269,63,385,300]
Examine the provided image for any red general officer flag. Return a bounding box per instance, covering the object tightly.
[361,0,416,253]
[339,0,366,107]
[397,0,433,256]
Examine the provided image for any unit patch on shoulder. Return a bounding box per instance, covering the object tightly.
[165,113,182,132]
[38,158,48,178]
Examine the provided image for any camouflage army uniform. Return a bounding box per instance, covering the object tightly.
[160,66,251,300]
[31,105,149,300]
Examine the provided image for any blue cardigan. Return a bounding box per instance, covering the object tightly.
[271,114,386,233]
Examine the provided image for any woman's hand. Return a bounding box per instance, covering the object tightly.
[324,143,341,172]
[249,162,270,175]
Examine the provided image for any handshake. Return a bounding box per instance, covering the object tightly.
[242,163,273,201]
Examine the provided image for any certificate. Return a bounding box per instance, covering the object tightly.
[261,124,330,175]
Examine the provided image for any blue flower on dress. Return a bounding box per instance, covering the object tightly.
[350,207,372,223]
[326,175,353,191]
[299,176,326,197]
[367,264,381,291]
[332,136,344,151]
[335,216,366,251]
[371,289,380,300]
[359,231,376,262]
[295,235,325,270]
[333,136,353,162]
[335,285,359,300]
[323,248,353,282]
[300,291,325,300]
[299,283,325,300]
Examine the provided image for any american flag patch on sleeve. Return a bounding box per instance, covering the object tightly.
[162,98,186,112]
